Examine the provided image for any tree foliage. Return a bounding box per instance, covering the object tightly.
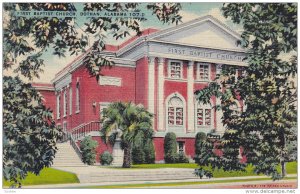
[3,76,61,185]
[100,102,154,168]
[3,3,182,81]
[195,3,297,180]
[3,2,182,181]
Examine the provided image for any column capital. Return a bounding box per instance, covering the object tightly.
[188,61,194,67]
[158,57,165,65]
[147,56,155,64]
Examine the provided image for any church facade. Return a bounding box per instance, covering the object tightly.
[34,15,246,162]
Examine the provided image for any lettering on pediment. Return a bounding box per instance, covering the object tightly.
[99,76,122,87]
[167,47,244,62]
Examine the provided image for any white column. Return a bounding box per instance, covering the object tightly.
[148,57,155,115]
[216,64,225,134]
[157,58,165,131]
[187,61,195,133]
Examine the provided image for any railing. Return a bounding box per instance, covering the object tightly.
[71,121,101,141]
[68,131,83,160]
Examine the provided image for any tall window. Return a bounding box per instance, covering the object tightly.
[56,94,61,119]
[177,141,185,154]
[63,122,67,132]
[63,90,67,117]
[169,61,183,79]
[69,87,72,115]
[196,103,212,126]
[76,82,80,112]
[168,96,184,126]
[198,63,210,81]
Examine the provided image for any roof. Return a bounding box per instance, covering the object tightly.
[32,82,55,91]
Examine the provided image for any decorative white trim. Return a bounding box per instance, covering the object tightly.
[69,87,72,115]
[117,15,243,59]
[187,61,195,133]
[99,76,122,87]
[157,57,165,131]
[165,78,187,82]
[56,94,61,119]
[54,73,72,91]
[33,85,55,91]
[149,39,245,53]
[148,56,155,115]
[165,92,186,133]
[149,51,246,67]
[168,59,183,79]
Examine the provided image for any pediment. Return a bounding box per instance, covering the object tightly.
[149,15,242,51]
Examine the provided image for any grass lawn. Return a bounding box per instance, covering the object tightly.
[3,168,79,187]
[80,177,297,189]
[127,161,297,178]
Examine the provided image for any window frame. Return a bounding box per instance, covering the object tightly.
[177,141,185,154]
[197,62,211,81]
[69,87,72,115]
[165,93,186,133]
[195,101,214,132]
[167,96,184,127]
[75,82,80,113]
[168,60,183,79]
[99,102,111,120]
[63,90,67,117]
[63,121,67,132]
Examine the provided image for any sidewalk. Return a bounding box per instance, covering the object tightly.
[20,174,297,189]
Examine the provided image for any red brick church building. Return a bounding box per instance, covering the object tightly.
[34,15,246,162]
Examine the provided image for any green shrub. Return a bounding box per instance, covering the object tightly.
[80,136,98,165]
[132,138,155,164]
[177,153,189,163]
[194,132,207,164]
[132,144,145,164]
[100,151,113,165]
[164,132,178,163]
[144,139,156,164]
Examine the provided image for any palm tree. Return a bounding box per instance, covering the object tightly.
[100,102,154,168]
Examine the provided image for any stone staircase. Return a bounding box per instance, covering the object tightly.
[52,142,86,167]
[74,167,197,183]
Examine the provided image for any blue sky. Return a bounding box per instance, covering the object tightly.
[29,3,241,83]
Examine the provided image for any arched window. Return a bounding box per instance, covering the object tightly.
[167,96,184,126]
[76,82,80,113]
[196,102,212,127]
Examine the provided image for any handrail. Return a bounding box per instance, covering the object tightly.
[68,132,83,160]
[71,121,101,141]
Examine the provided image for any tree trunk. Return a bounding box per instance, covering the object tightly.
[122,143,131,168]
[281,161,286,178]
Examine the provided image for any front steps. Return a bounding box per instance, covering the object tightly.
[52,142,86,167]
[86,168,196,183]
